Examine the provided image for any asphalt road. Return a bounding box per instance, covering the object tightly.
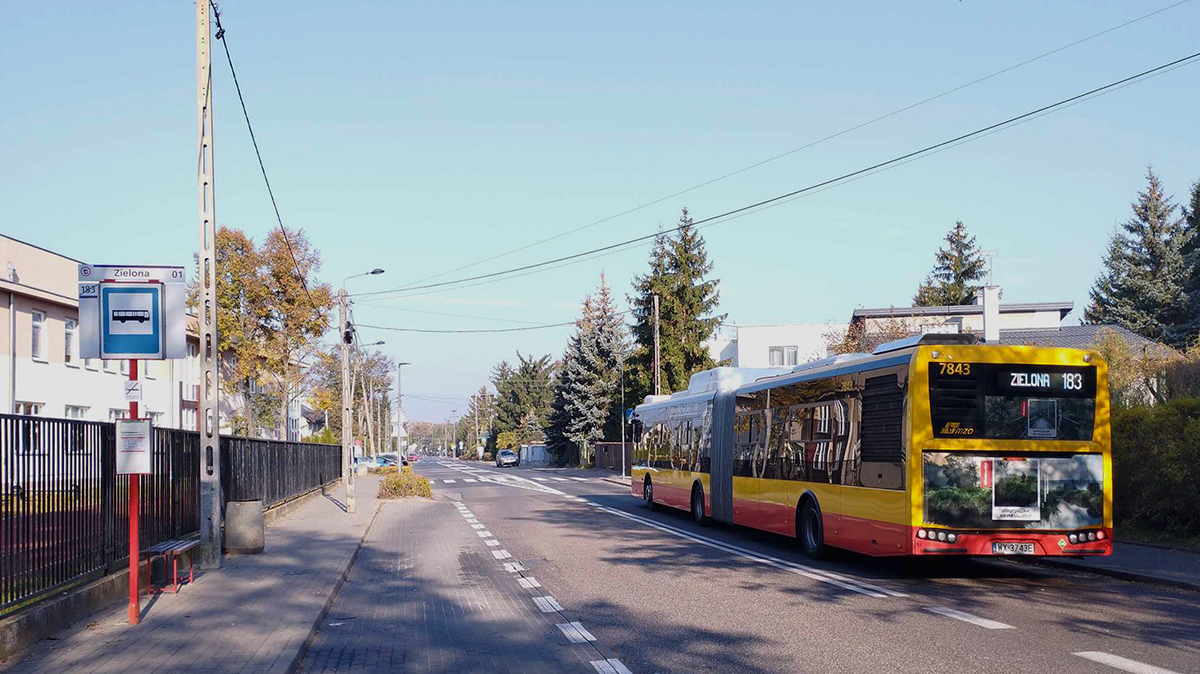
[409,459,1199,674]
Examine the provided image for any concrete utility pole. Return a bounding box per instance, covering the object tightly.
[652,293,661,396]
[197,0,223,570]
[619,354,626,478]
[339,290,356,514]
[397,362,409,452]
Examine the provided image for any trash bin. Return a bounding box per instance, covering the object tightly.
[225,500,265,554]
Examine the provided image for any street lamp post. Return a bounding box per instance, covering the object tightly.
[341,268,385,515]
[397,362,409,453]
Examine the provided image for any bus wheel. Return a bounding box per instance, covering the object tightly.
[643,478,658,511]
[799,499,826,559]
[691,486,707,526]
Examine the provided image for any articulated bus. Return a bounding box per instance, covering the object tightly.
[629,334,1112,558]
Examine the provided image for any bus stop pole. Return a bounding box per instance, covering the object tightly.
[128,359,140,625]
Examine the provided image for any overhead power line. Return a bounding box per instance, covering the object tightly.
[354,49,1200,304]
[381,0,1195,294]
[358,321,576,334]
[210,2,320,314]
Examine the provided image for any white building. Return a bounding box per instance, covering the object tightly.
[705,323,846,368]
[1,233,306,438]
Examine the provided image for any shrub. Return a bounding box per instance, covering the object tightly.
[377,470,432,499]
[1112,397,1200,537]
[402,464,413,474]
[368,465,399,475]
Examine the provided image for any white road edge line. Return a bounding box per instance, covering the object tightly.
[597,505,895,598]
[557,621,598,643]
[518,577,541,588]
[1073,652,1181,674]
[924,607,1014,630]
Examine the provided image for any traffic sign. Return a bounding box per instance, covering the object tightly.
[124,380,143,402]
[78,264,186,360]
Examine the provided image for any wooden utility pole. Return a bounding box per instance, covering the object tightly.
[652,293,661,396]
[197,0,223,570]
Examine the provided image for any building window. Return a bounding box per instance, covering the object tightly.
[65,319,78,366]
[14,401,42,416]
[120,360,129,376]
[144,360,156,380]
[104,359,117,373]
[769,346,799,367]
[85,357,99,370]
[109,408,129,422]
[148,411,163,426]
[65,405,88,419]
[31,311,46,361]
[182,408,198,432]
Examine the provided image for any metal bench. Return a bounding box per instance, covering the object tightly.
[142,539,200,594]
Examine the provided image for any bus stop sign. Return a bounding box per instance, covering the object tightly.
[78,264,187,360]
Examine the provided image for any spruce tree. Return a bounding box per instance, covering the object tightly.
[627,208,725,404]
[913,221,987,306]
[1179,179,1200,346]
[1086,168,1193,348]
[546,277,629,466]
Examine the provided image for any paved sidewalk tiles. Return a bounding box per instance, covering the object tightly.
[0,479,381,674]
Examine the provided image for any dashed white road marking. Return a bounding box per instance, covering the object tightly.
[477,531,492,538]
[924,607,1014,630]
[492,549,512,559]
[570,477,589,481]
[485,539,501,546]
[533,477,549,482]
[443,479,457,484]
[464,478,477,483]
[552,477,570,482]
[1073,652,1181,674]
[518,577,542,588]
[471,523,486,529]
[502,562,526,572]
[591,658,634,674]
[557,621,598,643]
[533,595,564,612]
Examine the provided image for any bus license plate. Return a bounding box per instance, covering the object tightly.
[992,542,1035,555]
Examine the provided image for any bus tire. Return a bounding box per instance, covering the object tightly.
[691,485,707,526]
[643,478,658,511]
[799,498,826,559]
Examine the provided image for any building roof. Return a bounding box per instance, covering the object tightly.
[852,301,1074,320]
[999,324,1175,357]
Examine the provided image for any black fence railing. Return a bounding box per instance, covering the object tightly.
[0,414,340,614]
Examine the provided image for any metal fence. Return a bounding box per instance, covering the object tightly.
[0,414,340,614]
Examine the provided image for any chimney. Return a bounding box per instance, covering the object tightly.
[981,286,1002,343]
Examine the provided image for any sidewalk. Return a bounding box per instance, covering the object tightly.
[0,478,381,674]
[1022,541,1200,592]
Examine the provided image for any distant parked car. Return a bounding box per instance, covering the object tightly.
[408,453,419,463]
[377,453,401,468]
[495,449,519,468]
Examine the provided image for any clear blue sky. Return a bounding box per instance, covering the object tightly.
[3,1,1198,422]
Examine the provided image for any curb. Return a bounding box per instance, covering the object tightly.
[281,501,383,674]
[1017,558,1200,594]
[599,477,631,488]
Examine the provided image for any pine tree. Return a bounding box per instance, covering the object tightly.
[491,353,554,438]
[912,221,987,306]
[1086,168,1193,348]
[1179,179,1200,346]
[626,208,725,404]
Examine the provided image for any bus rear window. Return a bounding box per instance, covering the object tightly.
[929,363,1096,441]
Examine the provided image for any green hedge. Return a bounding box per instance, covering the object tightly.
[1112,398,1200,537]
[378,469,433,499]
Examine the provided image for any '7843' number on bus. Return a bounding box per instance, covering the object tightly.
[936,362,971,376]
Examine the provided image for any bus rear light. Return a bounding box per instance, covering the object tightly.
[946,533,957,543]
[1087,532,1097,542]
[1069,534,1079,544]
[936,531,948,542]
[917,529,927,539]
[1096,531,1106,540]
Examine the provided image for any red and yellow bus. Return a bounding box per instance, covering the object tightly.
[630,334,1112,558]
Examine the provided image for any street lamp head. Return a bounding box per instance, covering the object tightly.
[398,361,411,366]
[368,340,385,346]
[369,268,385,275]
